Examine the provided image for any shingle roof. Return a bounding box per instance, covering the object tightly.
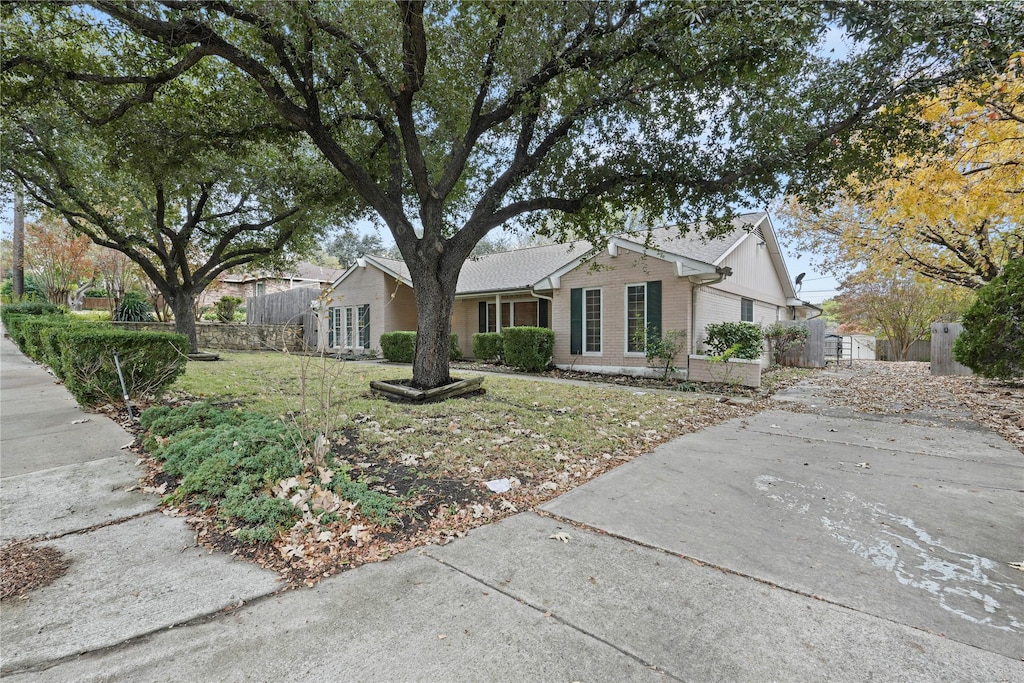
[293,262,345,283]
[353,212,763,295]
[455,241,591,294]
[620,212,765,265]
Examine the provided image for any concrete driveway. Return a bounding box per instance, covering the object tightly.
[542,371,1024,664]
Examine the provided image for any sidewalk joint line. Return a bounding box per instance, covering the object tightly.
[421,549,685,681]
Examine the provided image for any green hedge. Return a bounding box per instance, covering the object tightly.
[1,303,63,353]
[472,332,503,361]
[703,322,763,360]
[380,331,461,363]
[19,315,74,363]
[501,326,555,372]
[55,326,190,407]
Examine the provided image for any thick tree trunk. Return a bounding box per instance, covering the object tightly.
[169,293,199,353]
[406,255,460,389]
[411,276,456,388]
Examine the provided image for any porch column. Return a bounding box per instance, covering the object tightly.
[495,294,502,333]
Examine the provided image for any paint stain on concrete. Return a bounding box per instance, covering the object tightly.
[754,475,1023,633]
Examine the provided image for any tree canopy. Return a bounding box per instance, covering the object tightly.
[2,36,351,350]
[3,1,1020,385]
[781,55,1024,289]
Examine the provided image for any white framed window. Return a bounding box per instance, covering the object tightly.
[741,298,754,322]
[626,283,647,354]
[584,288,602,354]
[331,304,370,349]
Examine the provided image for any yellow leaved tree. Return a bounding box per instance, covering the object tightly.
[781,54,1023,289]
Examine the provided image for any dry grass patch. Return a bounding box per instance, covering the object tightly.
[148,352,766,585]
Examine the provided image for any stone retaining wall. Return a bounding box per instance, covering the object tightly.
[111,322,305,352]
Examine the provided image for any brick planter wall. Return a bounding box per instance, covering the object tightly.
[687,355,761,388]
[111,322,305,352]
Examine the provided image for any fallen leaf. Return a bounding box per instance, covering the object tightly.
[71,418,90,425]
[549,532,571,543]
[1009,562,1024,572]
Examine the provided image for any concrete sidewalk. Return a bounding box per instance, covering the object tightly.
[2,337,1022,681]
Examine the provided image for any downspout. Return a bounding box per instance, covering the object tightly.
[689,266,732,355]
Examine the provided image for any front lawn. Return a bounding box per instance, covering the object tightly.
[145,352,783,585]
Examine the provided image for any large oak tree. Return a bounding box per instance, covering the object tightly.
[3,1,1019,386]
[2,44,348,351]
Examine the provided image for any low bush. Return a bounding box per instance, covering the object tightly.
[113,291,154,322]
[762,322,810,366]
[214,296,244,323]
[380,331,461,363]
[142,402,401,544]
[19,315,73,363]
[472,332,503,361]
[703,322,763,360]
[501,326,555,372]
[56,325,189,406]
[1,303,63,352]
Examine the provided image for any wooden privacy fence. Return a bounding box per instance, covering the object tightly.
[930,322,973,376]
[779,318,826,368]
[246,287,320,350]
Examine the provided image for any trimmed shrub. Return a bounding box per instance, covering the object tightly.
[380,331,461,363]
[472,332,503,361]
[55,325,189,406]
[380,331,417,362]
[703,322,763,360]
[501,326,555,372]
[1,303,63,352]
[954,259,1024,379]
[19,315,73,363]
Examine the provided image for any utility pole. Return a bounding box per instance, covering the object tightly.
[13,189,25,300]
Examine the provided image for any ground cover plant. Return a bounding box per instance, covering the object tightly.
[142,351,786,585]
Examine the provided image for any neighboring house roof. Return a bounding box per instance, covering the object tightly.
[219,261,343,285]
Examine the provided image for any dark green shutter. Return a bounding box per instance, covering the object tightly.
[570,288,583,354]
[360,304,370,348]
[538,299,549,328]
[328,308,337,348]
[646,280,662,338]
[479,301,487,333]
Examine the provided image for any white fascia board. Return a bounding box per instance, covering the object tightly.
[609,236,717,277]
[531,249,599,291]
[758,214,799,299]
[363,255,413,287]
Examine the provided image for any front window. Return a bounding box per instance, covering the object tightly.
[626,284,646,353]
[584,288,602,353]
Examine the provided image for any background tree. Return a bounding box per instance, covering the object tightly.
[836,274,972,361]
[4,1,1019,386]
[2,55,349,352]
[24,214,93,306]
[781,55,1024,289]
[91,246,140,316]
[321,227,387,268]
[954,258,1024,380]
